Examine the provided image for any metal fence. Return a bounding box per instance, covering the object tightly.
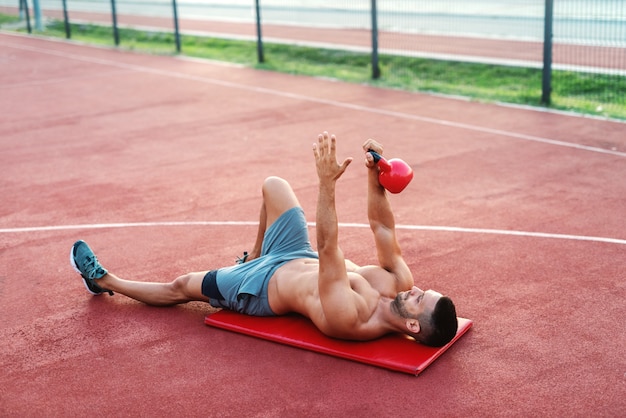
[3,0,625,117]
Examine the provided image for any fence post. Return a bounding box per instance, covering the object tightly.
[21,0,31,33]
[370,0,380,79]
[541,0,554,105]
[172,0,181,53]
[255,0,264,63]
[62,0,71,39]
[32,0,42,31]
[110,0,120,46]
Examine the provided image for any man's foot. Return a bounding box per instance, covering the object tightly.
[70,240,114,296]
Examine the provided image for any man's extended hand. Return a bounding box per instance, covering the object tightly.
[313,132,352,182]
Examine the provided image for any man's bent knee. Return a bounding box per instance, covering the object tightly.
[262,176,300,222]
[263,176,291,195]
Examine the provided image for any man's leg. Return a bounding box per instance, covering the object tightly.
[71,240,211,306]
[72,177,300,302]
[95,271,211,306]
[246,176,301,261]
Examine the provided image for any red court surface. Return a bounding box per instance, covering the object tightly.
[1,32,625,416]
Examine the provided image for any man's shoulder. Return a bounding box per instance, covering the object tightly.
[354,265,408,297]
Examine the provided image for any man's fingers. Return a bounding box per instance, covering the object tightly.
[362,138,383,155]
[329,134,337,155]
[316,131,338,156]
[317,132,330,156]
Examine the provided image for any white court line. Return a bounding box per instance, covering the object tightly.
[2,34,625,158]
[0,221,624,245]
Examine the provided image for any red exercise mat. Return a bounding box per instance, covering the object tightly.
[205,310,472,375]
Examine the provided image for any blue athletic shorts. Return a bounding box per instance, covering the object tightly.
[202,207,318,316]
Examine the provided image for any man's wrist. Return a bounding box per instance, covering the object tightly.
[367,169,383,187]
[319,180,336,192]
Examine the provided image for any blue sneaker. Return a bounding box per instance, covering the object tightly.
[70,240,113,296]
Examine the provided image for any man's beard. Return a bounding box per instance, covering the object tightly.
[391,291,410,318]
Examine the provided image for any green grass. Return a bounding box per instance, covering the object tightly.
[4,16,625,120]
[0,13,20,25]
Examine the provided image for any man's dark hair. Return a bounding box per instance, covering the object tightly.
[415,296,458,347]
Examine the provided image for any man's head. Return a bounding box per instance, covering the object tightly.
[391,286,458,347]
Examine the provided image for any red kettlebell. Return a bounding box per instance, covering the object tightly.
[369,151,414,194]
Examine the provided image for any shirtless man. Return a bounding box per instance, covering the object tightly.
[71,132,458,347]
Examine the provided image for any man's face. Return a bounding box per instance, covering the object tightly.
[393,286,443,319]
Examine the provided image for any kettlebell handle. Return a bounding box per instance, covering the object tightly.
[367,149,383,163]
[368,150,382,163]
[368,150,391,171]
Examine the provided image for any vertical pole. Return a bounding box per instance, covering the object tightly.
[172,0,181,53]
[255,0,264,63]
[21,0,31,33]
[541,0,554,105]
[62,0,71,39]
[110,0,120,46]
[32,0,42,31]
[370,0,380,79]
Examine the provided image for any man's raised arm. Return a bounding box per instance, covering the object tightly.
[362,139,413,289]
[312,132,354,322]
